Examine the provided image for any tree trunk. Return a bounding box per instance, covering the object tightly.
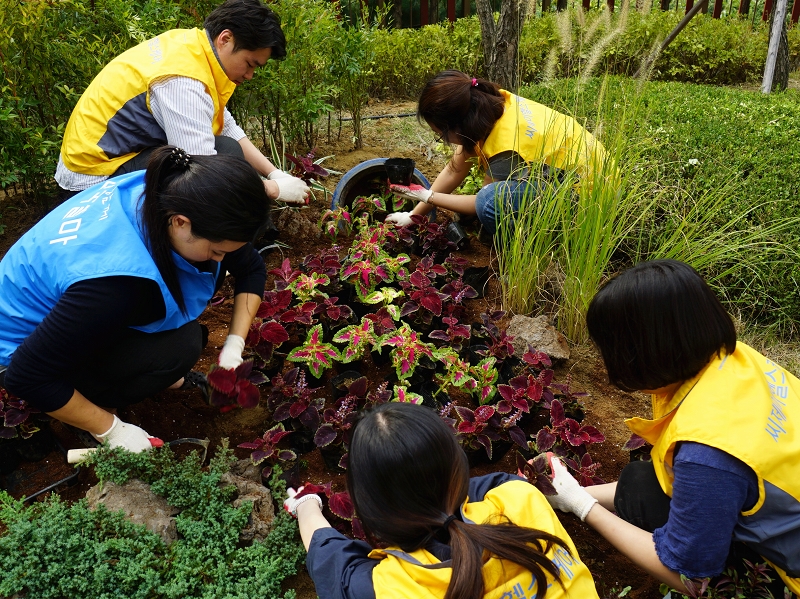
[475,0,529,91]
[765,0,790,90]
[392,0,403,28]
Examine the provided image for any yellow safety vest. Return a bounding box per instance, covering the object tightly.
[368,480,599,599]
[478,90,609,190]
[60,28,235,176]
[626,342,800,593]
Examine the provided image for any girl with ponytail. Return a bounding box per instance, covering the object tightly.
[284,402,600,599]
[386,70,610,236]
[0,146,270,454]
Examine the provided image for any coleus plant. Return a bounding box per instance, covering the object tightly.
[319,208,352,240]
[434,347,477,396]
[333,318,379,364]
[443,403,502,460]
[429,316,472,352]
[287,324,341,378]
[496,369,554,414]
[302,247,343,279]
[364,305,400,335]
[287,272,330,303]
[314,395,360,469]
[400,214,456,256]
[207,359,269,413]
[285,148,330,183]
[470,356,499,404]
[515,452,557,496]
[314,296,354,331]
[294,482,365,539]
[237,423,296,479]
[379,322,437,382]
[399,269,449,324]
[392,385,423,404]
[0,388,39,440]
[268,368,324,431]
[268,258,301,291]
[534,399,605,456]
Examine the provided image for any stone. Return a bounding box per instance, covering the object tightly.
[221,470,276,542]
[86,479,179,544]
[506,314,570,362]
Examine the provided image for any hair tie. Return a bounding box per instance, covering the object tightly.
[441,514,458,531]
[169,147,192,169]
[471,77,478,87]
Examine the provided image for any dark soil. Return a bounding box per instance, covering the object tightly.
[0,100,661,599]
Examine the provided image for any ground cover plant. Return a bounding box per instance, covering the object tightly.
[0,444,305,599]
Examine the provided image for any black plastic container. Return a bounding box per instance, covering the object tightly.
[384,158,415,185]
[463,266,490,299]
[331,370,364,400]
[446,221,468,250]
[319,445,347,473]
[289,428,316,455]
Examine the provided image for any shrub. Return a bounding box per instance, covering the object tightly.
[0,444,304,598]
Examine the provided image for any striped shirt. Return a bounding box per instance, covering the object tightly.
[55,76,246,191]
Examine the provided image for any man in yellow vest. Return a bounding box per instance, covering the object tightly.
[56,0,308,207]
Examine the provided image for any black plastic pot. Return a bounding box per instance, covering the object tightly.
[465,440,513,468]
[408,381,445,411]
[319,445,346,473]
[463,266,490,299]
[14,421,54,463]
[371,348,391,368]
[289,428,316,455]
[384,158,415,185]
[331,370,364,400]
[467,344,489,367]
[0,439,21,476]
[446,221,468,250]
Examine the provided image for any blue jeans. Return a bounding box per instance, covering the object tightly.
[474,179,542,235]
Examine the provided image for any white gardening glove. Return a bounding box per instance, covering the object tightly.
[389,183,432,204]
[218,334,245,370]
[268,170,309,205]
[284,486,323,517]
[92,415,159,453]
[385,212,414,227]
[544,453,598,521]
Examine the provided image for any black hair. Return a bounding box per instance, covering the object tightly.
[140,146,270,314]
[347,403,570,599]
[586,259,737,392]
[204,0,286,58]
[417,70,505,154]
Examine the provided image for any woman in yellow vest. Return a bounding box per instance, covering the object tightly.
[543,259,799,597]
[283,402,600,599]
[386,70,609,235]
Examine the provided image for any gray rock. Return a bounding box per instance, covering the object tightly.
[86,479,179,544]
[506,314,570,362]
[85,461,275,545]
[221,470,275,542]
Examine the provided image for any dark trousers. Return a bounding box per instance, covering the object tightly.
[1,321,204,410]
[57,135,246,203]
[614,461,795,597]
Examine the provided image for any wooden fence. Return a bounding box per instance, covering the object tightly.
[339,0,799,27]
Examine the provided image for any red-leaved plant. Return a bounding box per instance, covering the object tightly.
[268,368,325,431]
[207,359,268,412]
[0,388,39,440]
[237,423,297,478]
[294,481,365,539]
[535,399,605,455]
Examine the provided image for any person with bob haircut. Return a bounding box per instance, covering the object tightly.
[386,69,611,235]
[283,402,600,599]
[56,0,309,208]
[540,259,800,597]
[0,146,270,453]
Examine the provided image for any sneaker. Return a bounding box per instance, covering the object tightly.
[180,370,210,404]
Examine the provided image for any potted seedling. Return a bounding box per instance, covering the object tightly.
[333,318,380,365]
[379,323,437,384]
[314,395,359,472]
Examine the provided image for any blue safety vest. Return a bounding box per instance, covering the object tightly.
[0,171,217,365]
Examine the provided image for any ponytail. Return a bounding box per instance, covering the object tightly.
[348,403,571,599]
[140,145,270,313]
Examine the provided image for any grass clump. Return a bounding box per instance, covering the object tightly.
[0,443,304,599]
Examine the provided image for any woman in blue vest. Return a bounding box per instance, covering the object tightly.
[543,260,800,596]
[283,403,600,599]
[0,146,269,453]
[386,70,610,235]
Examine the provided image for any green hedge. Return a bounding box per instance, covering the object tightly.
[521,77,800,333]
[368,12,800,99]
